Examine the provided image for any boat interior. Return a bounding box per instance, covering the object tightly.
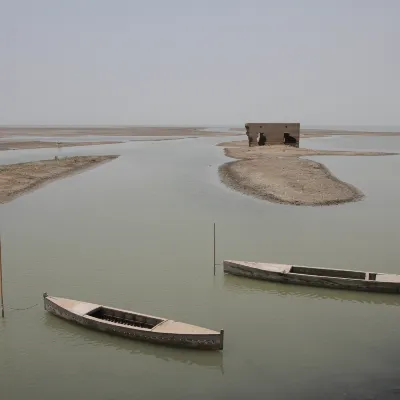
[290,266,367,280]
[87,307,164,329]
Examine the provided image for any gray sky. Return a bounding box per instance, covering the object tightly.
[1,0,399,126]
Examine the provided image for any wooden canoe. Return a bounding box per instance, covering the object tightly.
[43,293,224,350]
[223,260,400,294]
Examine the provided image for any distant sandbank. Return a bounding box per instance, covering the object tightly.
[218,140,397,206]
[0,126,234,138]
[0,140,121,151]
[0,126,236,151]
[229,127,400,138]
[0,155,118,204]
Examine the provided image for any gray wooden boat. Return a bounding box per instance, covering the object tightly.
[43,293,224,350]
[223,260,400,293]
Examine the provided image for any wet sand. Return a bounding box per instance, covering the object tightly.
[0,155,118,204]
[0,141,121,151]
[218,140,397,206]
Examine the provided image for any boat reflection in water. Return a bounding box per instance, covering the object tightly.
[223,274,400,307]
[43,313,224,373]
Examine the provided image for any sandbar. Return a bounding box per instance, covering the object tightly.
[0,141,121,151]
[0,155,118,204]
[218,140,397,206]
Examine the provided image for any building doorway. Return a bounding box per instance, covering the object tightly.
[284,132,297,146]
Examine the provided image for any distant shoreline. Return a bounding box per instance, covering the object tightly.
[0,140,121,151]
[228,127,400,138]
[301,129,400,138]
[0,126,235,138]
[0,126,237,151]
[0,137,206,151]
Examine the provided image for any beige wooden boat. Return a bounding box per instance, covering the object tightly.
[43,293,224,350]
[223,260,400,293]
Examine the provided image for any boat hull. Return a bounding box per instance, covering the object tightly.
[223,260,400,294]
[44,295,223,350]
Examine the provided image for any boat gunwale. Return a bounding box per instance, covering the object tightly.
[47,296,169,322]
[224,260,398,282]
[45,295,221,336]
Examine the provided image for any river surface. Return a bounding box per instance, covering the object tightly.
[0,135,193,143]
[1,135,400,399]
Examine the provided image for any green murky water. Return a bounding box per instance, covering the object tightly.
[1,135,400,399]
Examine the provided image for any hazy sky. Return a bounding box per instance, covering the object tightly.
[1,0,399,126]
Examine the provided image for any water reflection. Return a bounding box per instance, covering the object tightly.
[43,313,224,373]
[223,274,400,306]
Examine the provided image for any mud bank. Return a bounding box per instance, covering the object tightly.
[217,140,397,206]
[0,155,118,204]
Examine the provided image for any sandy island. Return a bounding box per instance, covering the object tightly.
[217,140,398,206]
[0,155,118,204]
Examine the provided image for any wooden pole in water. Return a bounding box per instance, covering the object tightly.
[0,236,4,318]
[213,223,216,276]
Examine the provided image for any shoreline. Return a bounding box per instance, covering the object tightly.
[0,140,121,151]
[217,140,397,206]
[0,137,202,151]
[301,130,400,138]
[0,155,119,204]
[0,126,235,138]
[228,127,400,138]
[0,126,238,151]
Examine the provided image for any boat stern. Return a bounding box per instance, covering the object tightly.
[43,294,100,316]
[223,260,291,277]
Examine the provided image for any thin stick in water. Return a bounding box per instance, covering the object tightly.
[213,223,216,276]
[0,236,4,318]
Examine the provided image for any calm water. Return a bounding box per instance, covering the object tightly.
[1,136,400,399]
[0,135,194,143]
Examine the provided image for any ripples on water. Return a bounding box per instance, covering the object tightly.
[42,313,224,371]
[223,274,400,306]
